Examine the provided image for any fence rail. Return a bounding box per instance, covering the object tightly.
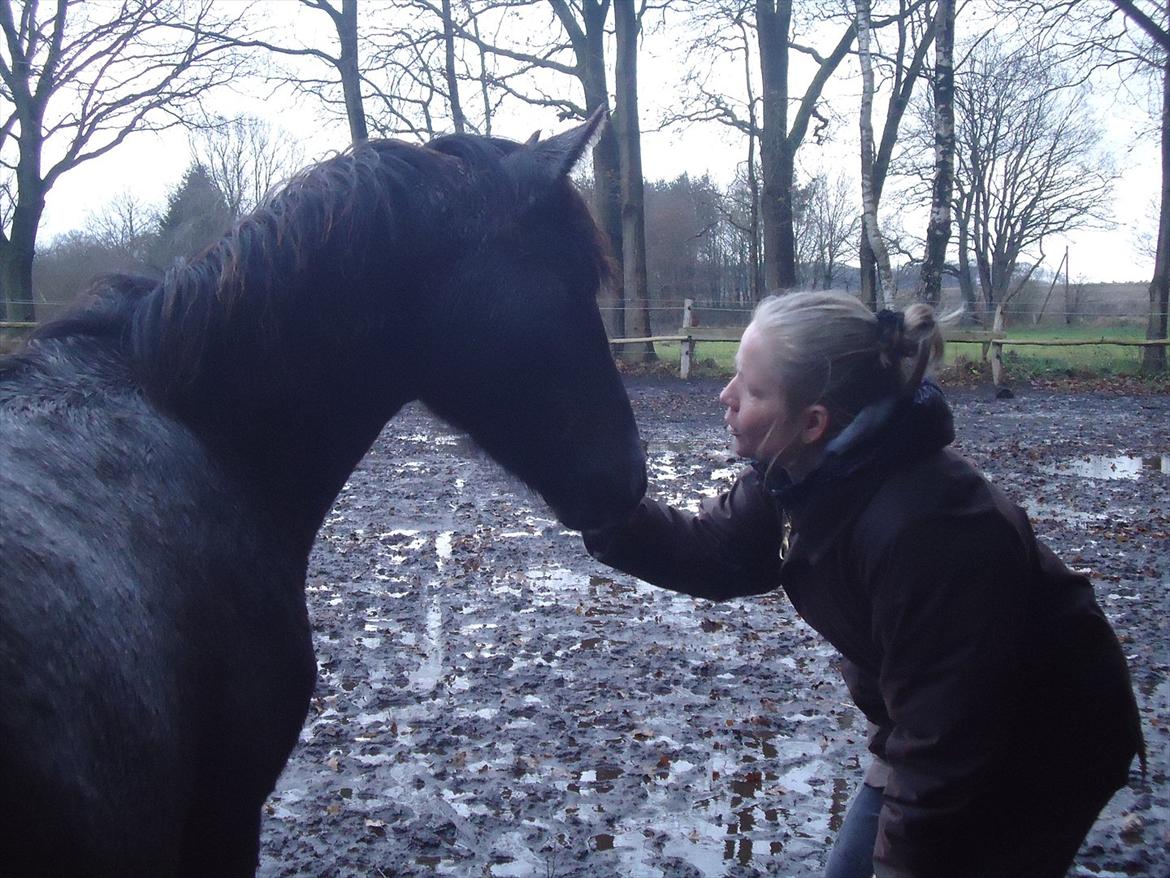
[609,300,1169,381]
[6,312,1168,384]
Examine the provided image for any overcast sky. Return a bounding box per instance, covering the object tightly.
[33,3,1162,287]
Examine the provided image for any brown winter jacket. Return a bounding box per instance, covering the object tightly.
[584,383,1142,877]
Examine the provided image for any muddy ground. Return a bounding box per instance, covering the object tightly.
[257,378,1169,878]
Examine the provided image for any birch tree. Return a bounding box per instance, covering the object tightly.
[916,0,956,306]
[853,0,936,310]
[856,0,897,306]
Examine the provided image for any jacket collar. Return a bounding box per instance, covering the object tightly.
[754,380,955,564]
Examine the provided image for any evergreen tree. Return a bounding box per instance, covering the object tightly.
[151,163,233,270]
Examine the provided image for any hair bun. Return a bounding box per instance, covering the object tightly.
[876,308,912,361]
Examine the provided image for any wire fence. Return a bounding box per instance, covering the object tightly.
[4,298,1167,381]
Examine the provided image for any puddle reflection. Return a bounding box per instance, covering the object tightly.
[1040,453,1169,480]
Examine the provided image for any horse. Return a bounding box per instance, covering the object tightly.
[0,112,646,878]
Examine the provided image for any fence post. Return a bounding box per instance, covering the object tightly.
[680,298,696,379]
[991,304,1005,387]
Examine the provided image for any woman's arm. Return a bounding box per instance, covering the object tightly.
[583,467,782,601]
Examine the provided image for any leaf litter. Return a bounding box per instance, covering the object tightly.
[259,378,1168,877]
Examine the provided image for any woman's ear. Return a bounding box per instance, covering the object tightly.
[800,403,831,445]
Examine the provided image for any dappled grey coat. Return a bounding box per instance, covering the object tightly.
[585,383,1142,877]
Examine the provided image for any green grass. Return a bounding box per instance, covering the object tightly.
[652,340,740,376]
[946,324,1151,377]
[646,324,1161,380]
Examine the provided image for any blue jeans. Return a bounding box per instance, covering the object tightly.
[823,781,883,878]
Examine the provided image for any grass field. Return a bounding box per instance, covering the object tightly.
[642,324,1162,380]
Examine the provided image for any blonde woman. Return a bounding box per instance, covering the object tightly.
[584,292,1142,878]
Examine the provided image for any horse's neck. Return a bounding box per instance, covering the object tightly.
[130,264,419,552]
[207,400,406,555]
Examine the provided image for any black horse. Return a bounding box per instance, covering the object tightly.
[0,114,645,877]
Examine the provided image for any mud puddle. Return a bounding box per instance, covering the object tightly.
[257,385,1168,877]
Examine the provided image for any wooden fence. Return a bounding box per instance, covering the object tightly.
[609,300,1170,382]
[6,302,1169,384]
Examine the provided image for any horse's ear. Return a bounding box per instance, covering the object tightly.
[524,130,541,146]
[536,107,606,177]
[508,107,607,192]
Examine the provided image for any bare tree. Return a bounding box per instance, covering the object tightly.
[805,172,861,289]
[989,0,1165,369]
[85,191,157,264]
[190,116,306,217]
[1105,0,1168,371]
[853,0,937,310]
[450,1,628,335]
[668,1,856,294]
[0,0,245,321]
[757,1,859,291]
[953,38,1115,318]
[856,0,898,306]
[1110,0,1170,50]
[665,1,764,298]
[916,0,956,305]
[206,0,369,143]
[614,0,655,360]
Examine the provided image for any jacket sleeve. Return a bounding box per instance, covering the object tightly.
[582,467,782,601]
[865,511,1032,877]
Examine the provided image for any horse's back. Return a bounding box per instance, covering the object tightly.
[0,338,316,876]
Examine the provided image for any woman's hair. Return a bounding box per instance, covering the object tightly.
[749,291,944,434]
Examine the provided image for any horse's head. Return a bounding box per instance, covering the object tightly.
[414,113,646,531]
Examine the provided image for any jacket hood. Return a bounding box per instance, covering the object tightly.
[754,380,955,512]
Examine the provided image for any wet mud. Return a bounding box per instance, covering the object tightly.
[258,379,1169,877]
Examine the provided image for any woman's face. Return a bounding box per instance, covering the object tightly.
[719,323,798,461]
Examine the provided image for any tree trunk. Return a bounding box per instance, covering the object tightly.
[1144,49,1170,374]
[742,32,764,301]
[560,0,624,339]
[757,0,796,291]
[856,0,895,308]
[0,216,38,323]
[859,237,877,311]
[858,0,934,310]
[747,130,763,300]
[918,0,956,306]
[440,0,466,134]
[339,0,368,142]
[468,8,493,136]
[1,114,47,323]
[614,0,654,361]
[955,187,980,325]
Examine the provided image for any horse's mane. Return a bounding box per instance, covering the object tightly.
[29,139,470,349]
[21,132,611,395]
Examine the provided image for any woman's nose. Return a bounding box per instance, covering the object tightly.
[719,381,735,408]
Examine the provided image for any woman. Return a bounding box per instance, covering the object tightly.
[584,292,1142,878]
